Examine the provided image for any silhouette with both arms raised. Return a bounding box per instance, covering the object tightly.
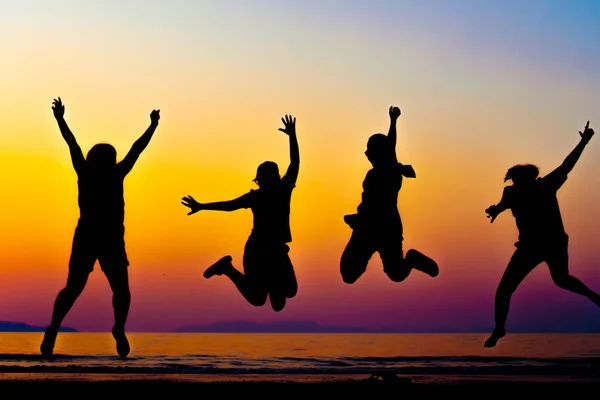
[340,106,439,285]
[484,121,600,348]
[182,115,299,312]
[41,97,160,358]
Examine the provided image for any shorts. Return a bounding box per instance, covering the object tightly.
[69,225,129,272]
[344,224,405,274]
[243,234,297,298]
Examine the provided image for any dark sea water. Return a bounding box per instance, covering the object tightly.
[0,333,599,382]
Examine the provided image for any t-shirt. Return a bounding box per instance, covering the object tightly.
[237,176,296,243]
[76,166,127,234]
[356,163,413,230]
[503,168,568,246]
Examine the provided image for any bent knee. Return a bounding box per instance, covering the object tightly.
[270,297,286,312]
[286,288,298,298]
[385,268,409,283]
[248,292,268,307]
[341,272,361,284]
[551,274,572,288]
[340,262,366,284]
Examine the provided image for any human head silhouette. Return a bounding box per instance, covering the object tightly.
[253,161,280,188]
[365,133,395,167]
[86,143,117,172]
[504,164,539,186]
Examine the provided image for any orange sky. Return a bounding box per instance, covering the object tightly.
[1,1,600,332]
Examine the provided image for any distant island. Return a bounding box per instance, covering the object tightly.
[0,321,77,332]
[174,320,600,334]
[175,320,396,333]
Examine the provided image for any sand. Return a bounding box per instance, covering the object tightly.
[1,373,599,397]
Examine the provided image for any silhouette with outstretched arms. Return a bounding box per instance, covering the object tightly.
[182,115,299,312]
[340,106,439,284]
[484,121,600,348]
[40,97,160,358]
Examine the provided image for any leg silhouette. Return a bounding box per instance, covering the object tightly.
[546,248,600,307]
[379,233,439,282]
[204,255,269,307]
[204,239,296,312]
[340,228,376,284]
[41,268,91,357]
[266,244,297,312]
[485,249,541,348]
[342,228,438,284]
[103,266,131,358]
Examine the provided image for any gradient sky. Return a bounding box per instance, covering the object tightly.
[1,0,600,332]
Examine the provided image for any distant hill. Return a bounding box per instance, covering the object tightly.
[175,320,391,333]
[0,321,77,332]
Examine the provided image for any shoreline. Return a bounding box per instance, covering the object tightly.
[0,372,599,383]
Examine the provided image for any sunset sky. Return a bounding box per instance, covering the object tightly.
[1,0,600,332]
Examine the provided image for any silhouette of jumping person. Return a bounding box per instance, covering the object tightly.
[41,97,160,358]
[484,122,600,348]
[181,115,299,312]
[341,106,439,284]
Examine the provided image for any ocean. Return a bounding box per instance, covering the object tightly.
[1,333,600,383]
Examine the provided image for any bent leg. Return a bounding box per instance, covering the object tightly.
[204,237,269,307]
[547,246,600,307]
[485,248,542,348]
[340,229,376,284]
[268,244,297,312]
[379,236,411,283]
[406,249,439,277]
[41,261,93,357]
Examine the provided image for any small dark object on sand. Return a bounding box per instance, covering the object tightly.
[350,372,412,384]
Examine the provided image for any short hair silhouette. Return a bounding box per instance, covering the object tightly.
[365,133,396,166]
[86,143,117,169]
[253,160,280,187]
[504,164,539,183]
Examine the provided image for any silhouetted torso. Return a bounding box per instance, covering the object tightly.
[357,163,404,230]
[240,179,295,242]
[505,169,568,247]
[77,167,125,234]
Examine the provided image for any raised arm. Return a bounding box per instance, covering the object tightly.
[553,121,594,176]
[279,115,299,187]
[52,97,85,173]
[485,186,512,223]
[181,194,250,215]
[118,109,160,176]
[387,106,400,148]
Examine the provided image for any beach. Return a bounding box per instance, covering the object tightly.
[1,332,599,396]
[1,373,600,397]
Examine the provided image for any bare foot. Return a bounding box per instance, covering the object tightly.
[40,326,58,357]
[112,327,130,358]
[484,328,506,348]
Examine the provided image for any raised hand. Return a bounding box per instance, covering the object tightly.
[579,121,594,142]
[278,115,296,136]
[52,97,65,119]
[485,206,499,223]
[150,110,160,124]
[181,195,202,215]
[389,106,401,121]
